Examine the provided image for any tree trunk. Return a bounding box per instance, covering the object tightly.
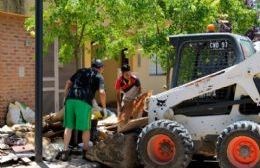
[73,23,86,70]
[74,49,79,70]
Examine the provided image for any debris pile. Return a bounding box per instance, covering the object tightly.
[86,91,152,168]
[0,91,151,167]
[0,101,64,165]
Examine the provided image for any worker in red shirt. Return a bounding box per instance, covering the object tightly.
[115,64,141,122]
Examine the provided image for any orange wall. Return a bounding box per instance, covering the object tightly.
[103,59,119,104]
[131,55,166,95]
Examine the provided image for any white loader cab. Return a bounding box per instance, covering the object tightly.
[137,33,260,168]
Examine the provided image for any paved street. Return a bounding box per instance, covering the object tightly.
[1,156,220,168]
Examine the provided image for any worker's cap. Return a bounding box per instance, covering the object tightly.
[91,59,104,68]
[121,64,130,72]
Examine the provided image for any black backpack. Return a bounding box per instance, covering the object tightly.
[67,68,98,103]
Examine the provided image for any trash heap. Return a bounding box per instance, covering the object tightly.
[0,91,151,167]
[0,101,64,164]
[86,91,152,168]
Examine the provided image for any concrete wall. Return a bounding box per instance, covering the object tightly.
[101,55,166,105]
[102,59,119,104]
[0,12,35,126]
[131,56,166,95]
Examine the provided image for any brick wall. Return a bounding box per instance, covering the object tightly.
[0,12,35,126]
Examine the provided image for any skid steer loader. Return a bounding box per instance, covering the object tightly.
[137,33,260,168]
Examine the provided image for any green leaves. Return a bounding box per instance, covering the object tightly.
[25,0,257,69]
[218,0,257,34]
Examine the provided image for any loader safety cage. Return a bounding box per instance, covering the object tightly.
[168,33,258,116]
[169,33,252,88]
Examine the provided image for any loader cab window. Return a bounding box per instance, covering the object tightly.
[240,39,255,58]
[177,39,236,86]
[173,39,237,117]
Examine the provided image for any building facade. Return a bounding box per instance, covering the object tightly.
[0,1,167,125]
[0,11,35,125]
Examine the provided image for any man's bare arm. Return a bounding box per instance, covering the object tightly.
[99,89,106,109]
[116,90,122,113]
[64,80,72,98]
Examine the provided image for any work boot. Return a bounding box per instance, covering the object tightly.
[82,149,87,160]
[60,150,70,161]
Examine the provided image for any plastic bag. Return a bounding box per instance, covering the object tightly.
[6,103,24,126]
[15,101,35,124]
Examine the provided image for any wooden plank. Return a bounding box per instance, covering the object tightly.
[43,108,64,123]
[118,91,152,125]
[20,157,31,164]
[43,130,63,138]
[118,117,148,133]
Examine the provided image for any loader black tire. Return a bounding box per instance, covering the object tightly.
[137,120,194,168]
[216,121,260,168]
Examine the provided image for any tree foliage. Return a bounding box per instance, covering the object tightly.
[25,0,106,68]
[25,0,257,70]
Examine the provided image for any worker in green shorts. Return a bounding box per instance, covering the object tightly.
[61,59,107,161]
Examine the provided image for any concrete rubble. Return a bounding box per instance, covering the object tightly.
[0,101,64,165]
[0,122,64,164]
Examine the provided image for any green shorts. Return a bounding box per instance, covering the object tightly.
[63,99,92,131]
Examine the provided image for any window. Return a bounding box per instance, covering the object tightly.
[240,39,255,58]
[173,39,237,116]
[149,54,164,75]
[177,39,236,86]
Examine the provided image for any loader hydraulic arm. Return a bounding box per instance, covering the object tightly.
[148,52,260,121]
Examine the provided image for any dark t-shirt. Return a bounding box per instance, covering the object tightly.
[66,68,104,105]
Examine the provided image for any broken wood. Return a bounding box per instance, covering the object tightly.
[43,108,64,123]
[97,115,118,127]
[43,130,64,138]
[20,157,31,165]
[132,91,152,119]
[118,117,148,133]
[43,121,63,131]
[104,124,118,132]
[118,91,152,128]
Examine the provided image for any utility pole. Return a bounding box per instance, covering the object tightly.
[35,0,43,162]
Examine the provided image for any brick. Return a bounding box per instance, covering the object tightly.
[0,14,35,126]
